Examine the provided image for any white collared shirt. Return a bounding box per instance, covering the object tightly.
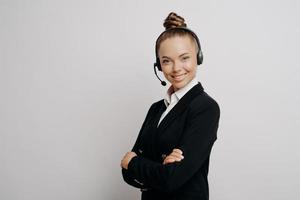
[157,76,198,126]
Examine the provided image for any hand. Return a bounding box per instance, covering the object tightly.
[163,148,184,165]
[121,151,137,170]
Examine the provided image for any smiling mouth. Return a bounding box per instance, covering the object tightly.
[172,73,187,81]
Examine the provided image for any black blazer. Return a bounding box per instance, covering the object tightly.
[122,82,220,200]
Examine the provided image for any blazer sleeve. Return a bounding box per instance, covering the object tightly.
[121,103,156,189]
[126,100,220,193]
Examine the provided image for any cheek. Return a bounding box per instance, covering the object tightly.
[183,58,197,71]
[184,63,197,73]
[161,66,172,75]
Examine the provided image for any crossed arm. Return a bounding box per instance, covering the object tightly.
[121,148,184,169]
[120,102,220,193]
[121,148,184,190]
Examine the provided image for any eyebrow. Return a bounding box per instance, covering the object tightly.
[161,53,189,59]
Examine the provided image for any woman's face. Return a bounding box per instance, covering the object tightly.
[158,35,198,92]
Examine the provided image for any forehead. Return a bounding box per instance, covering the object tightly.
[158,36,196,57]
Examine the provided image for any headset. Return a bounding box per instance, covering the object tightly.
[153,27,203,86]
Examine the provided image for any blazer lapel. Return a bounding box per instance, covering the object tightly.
[156,82,204,134]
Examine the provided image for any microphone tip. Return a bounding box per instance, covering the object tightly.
[161,81,167,86]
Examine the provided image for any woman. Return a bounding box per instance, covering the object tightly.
[120,12,220,200]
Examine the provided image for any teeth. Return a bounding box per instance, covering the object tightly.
[173,73,186,78]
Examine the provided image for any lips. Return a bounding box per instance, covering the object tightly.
[172,73,187,81]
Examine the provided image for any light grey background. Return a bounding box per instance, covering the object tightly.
[1,0,299,200]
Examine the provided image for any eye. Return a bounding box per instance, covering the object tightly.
[182,56,190,60]
[162,60,170,64]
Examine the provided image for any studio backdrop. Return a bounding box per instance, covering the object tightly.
[1,0,299,200]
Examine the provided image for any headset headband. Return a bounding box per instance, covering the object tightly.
[155,27,202,57]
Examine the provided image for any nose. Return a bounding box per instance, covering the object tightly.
[172,60,182,72]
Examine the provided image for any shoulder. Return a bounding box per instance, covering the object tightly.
[188,91,220,117]
[143,99,165,117]
[149,99,165,110]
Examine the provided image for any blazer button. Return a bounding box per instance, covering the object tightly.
[161,154,167,159]
[138,149,143,154]
[140,188,148,192]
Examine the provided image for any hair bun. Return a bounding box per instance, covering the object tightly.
[163,12,187,30]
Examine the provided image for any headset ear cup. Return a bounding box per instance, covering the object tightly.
[156,58,162,71]
[197,50,203,65]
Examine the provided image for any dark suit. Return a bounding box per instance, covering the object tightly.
[122,82,220,200]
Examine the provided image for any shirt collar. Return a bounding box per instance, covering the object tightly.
[163,76,199,107]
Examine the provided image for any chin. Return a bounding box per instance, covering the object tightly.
[172,74,197,90]
[172,81,188,91]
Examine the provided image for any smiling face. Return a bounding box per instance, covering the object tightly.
[158,35,198,92]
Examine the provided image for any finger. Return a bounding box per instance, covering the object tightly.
[172,148,183,154]
[170,151,184,159]
[164,157,174,163]
[164,155,184,164]
[167,155,182,161]
[164,156,182,164]
[163,158,175,164]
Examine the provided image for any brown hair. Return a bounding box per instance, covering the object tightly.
[156,12,199,54]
